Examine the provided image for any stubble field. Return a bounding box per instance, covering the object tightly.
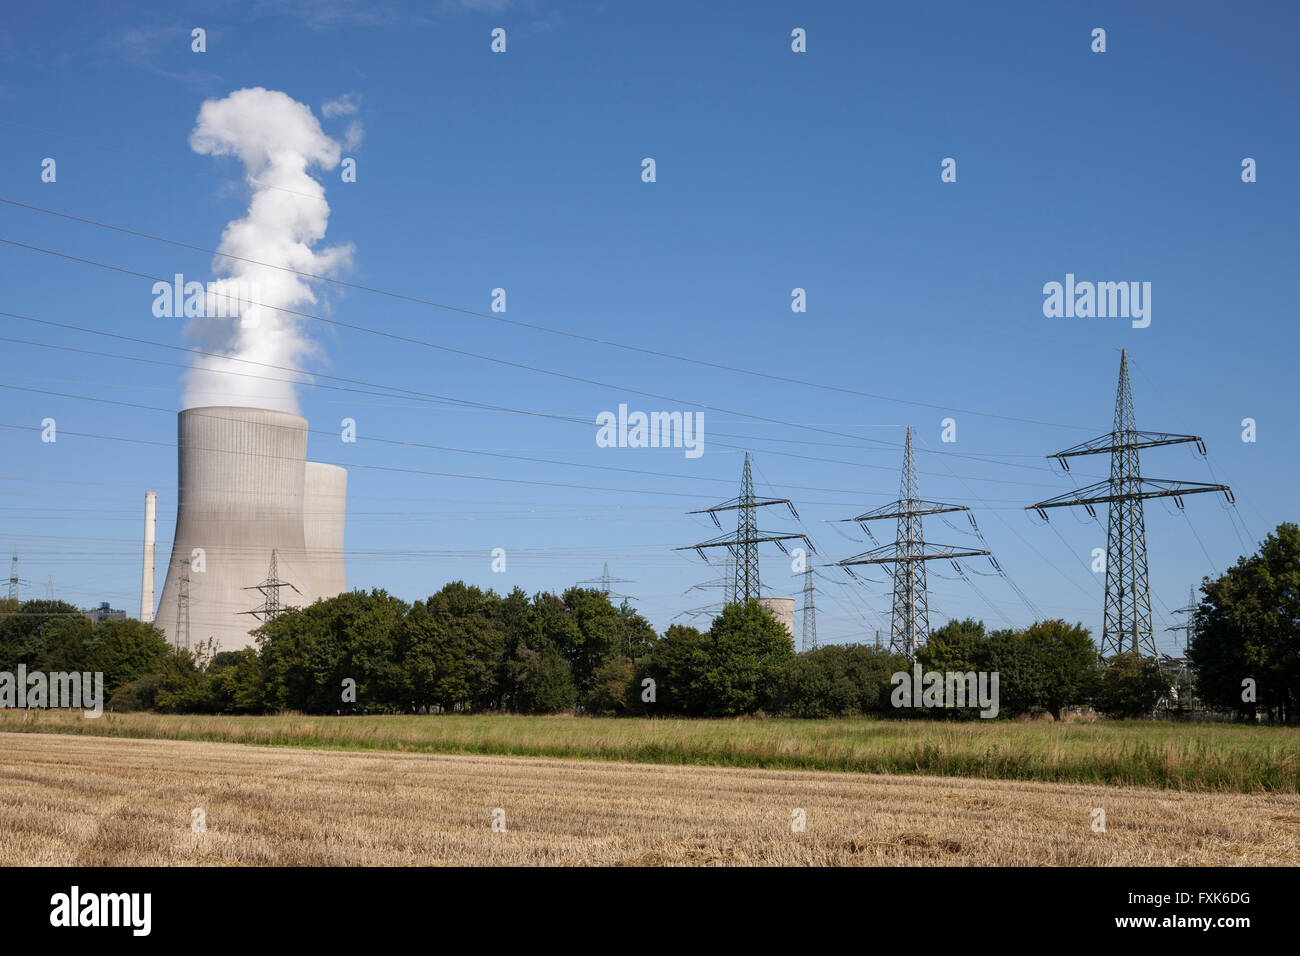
[2,732,1297,866]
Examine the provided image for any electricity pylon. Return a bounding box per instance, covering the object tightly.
[678,452,812,605]
[678,554,734,621]
[1028,350,1232,658]
[6,550,31,602]
[577,562,637,603]
[835,427,989,660]
[175,561,191,652]
[1167,585,1199,651]
[240,549,301,623]
[800,565,818,653]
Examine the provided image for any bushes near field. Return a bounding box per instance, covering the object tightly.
[0,586,1167,720]
[3,522,1297,721]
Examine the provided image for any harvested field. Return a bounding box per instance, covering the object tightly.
[1,732,1296,866]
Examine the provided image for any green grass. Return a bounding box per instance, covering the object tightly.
[3,710,1297,793]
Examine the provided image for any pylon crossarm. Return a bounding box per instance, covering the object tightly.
[242,581,301,595]
[844,498,971,523]
[836,542,991,567]
[1027,477,1232,511]
[1049,430,1204,464]
[678,531,814,555]
[688,497,799,517]
[679,604,722,618]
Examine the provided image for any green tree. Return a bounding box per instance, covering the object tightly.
[615,601,657,661]
[257,590,408,713]
[645,623,710,715]
[1188,523,1300,723]
[154,639,220,713]
[83,619,172,700]
[1095,651,1167,718]
[1019,619,1099,719]
[507,644,577,713]
[0,600,84,670]
[699,601,795,716]
[401,582,504,712]
[585,657,637,715]
[919,618,1098,719]
[918,618,990,684]
[206,648,266,714]
[778,643,899,718]
[559,587,622,697]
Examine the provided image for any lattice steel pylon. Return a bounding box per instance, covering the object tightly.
[800,565,817,653]
[1028,350,1232,658]
[677,452,813,606]
[835,427,990,660]
[1166,585,1198,651]
[6,550,17,601]
[174,561,191,652]
[733,452,760,601]
[240,549,301,624]
[576,562,637,603]
[678,554,735,621]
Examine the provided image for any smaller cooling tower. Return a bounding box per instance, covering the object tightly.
[758,597,796,645]
[304,462,347,600]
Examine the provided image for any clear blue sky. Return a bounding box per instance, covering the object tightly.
[1,0,1295,653]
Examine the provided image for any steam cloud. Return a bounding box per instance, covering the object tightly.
[182,87,353,414]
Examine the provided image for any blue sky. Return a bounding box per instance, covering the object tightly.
[0,0,1295,652]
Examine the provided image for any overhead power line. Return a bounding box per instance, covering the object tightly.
[0,195,1103,434]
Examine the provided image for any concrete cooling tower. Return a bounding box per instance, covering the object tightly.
[304,462,348,600]
[155,407,346,653]
[758,597,796,645]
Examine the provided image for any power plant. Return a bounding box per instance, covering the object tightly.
[153,407,347,653]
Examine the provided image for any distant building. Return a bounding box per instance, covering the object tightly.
[758,597,796,646]
[83,602,127,623]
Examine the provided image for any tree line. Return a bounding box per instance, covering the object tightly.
[1,522,1294,722]
[0,587,1182,720]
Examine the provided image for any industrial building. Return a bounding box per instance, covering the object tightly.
[153,406,347,653]
[83,602,127,623]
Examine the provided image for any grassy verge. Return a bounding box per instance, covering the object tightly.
[2,710,1297,793]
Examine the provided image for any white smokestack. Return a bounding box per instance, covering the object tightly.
[183,87,353,414]
[141,490,157,623]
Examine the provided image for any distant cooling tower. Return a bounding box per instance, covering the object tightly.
[304,462,347,600]
[155,407,346,653]
[758,597,796,645]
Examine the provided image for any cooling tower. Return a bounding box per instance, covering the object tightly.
[758,597,796,645]
[156,407,318,653]
[304,462,347,600]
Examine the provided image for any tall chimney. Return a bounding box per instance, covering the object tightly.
[141,490,157,623]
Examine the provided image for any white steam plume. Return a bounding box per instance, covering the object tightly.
[183,87,353,414]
